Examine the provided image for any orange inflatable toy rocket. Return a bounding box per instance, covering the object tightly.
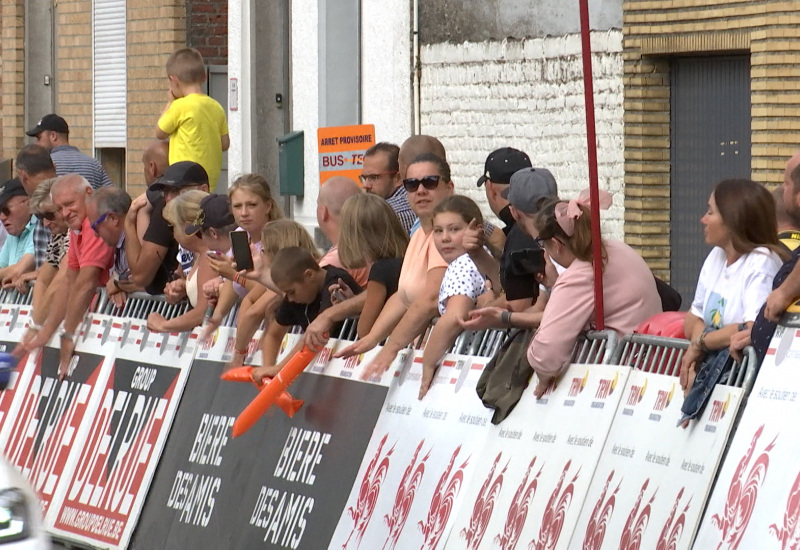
[221,366,305,420]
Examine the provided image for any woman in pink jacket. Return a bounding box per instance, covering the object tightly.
[527,189,662,397]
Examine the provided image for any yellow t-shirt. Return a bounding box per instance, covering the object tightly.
[158,93,228,191]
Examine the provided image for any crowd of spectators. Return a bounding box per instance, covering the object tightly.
[4,46,799,428]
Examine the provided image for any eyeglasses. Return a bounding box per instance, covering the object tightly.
[35,211,56,222]
[534,236,549,248]
[358,172,397,184]
[403,175,443,193]
[90,211,111,233]
[0,206,10,217]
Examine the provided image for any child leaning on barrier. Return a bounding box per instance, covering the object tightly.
[156,48,229,192]
[302,193,409,351]
[419,195,498,399]
[251,247,362,384]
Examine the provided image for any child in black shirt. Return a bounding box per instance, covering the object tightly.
[252,247,361,383]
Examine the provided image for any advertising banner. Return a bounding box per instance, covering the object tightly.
[694,325,800,549]
[0,318,114,518]
[47,317,196,549]
[132,333,390,550]
[572,369,741,550]
[330,352,494,550]
[0,304,32,430]
[444,363,630,550]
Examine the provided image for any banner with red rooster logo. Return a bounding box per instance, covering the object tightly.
[444,363,629,550]
[576,368,741,549]
[330,352,492,549]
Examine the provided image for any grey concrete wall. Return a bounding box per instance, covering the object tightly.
[25,0,55,132]
[419,0,622,44]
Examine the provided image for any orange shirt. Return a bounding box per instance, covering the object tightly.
[320,245,370,288]
[396,228,447,307]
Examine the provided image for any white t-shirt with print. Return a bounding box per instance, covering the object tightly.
[690,246,782,328]
[438,253,486,315]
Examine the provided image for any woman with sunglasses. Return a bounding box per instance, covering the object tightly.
[337,153,454,377]
[527,190,662,398]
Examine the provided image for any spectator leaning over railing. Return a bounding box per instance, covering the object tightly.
[86,186,142,309]
[14,174,115,379]
[146,190,216,333]
[125,161,209,296]
[419,195,497,399]
[16,178,68,295]
[680,179,786,426]
[732,155,800,366]
[302,192,409,351]
[527,190,662,398]
[0,179,36,289]
[133,140,170,244]
[202,174,283,369]
[15,144,57,274]
[337,153,455,377]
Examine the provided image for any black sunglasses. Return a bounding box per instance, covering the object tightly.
[35,211,56,222]
[403,175,443,193]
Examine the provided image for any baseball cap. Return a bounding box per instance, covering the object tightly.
[0,179,28,209]
[502,168,558,214]
[149,161,210,192]
[476,147,532,187]
[26,114,69,137]
[185,194,235,235]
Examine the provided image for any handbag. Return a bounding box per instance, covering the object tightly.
[476,328,534,424]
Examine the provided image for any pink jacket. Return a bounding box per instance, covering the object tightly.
[527,239,662,378]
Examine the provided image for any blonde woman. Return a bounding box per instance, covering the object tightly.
[303,193,408,350]
[147,190,217,333]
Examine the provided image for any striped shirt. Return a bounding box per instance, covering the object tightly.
[51,145,112,189]
[386,185,417,236]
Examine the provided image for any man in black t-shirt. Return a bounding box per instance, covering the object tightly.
[124,161,209,295]
[252,247,362,384]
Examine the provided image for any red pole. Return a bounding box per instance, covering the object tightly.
[578,0,605,330]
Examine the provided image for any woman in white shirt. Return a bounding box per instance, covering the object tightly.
[681,179,788,417]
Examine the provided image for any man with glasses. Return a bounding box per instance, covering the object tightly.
[360,142,416,234]
[16,144,58,272]
[87,186,141,308]
[0,178,36,286]
[14,174,114,379]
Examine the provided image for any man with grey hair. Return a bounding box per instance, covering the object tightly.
[87,186,141,308]
[14,174,114,379]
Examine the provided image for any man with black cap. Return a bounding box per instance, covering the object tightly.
[124,161,210,295]
[26,114,112,190]
[0,178,35,285]
[477,147,532,234]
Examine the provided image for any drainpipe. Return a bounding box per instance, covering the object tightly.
[412,0,421,134]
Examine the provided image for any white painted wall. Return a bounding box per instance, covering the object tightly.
[420,30,625,239]
[227,0,252,180]
[361,0,413,148]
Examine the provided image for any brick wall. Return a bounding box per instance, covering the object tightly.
[56,0,93,154]
[126,0,186,195]
[187,0,227,65]
[420,31,625,240]
[1,0,24,159]
[624,0,800,278]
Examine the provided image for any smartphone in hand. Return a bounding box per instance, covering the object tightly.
[230,231,254,271]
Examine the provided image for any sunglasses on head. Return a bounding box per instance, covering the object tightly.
[403,175,443,193]
[35,211,56,222]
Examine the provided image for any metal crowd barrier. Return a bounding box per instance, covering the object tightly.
[0,288,33,306]
[571,330,618,364]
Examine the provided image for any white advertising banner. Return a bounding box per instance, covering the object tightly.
[572,369,741,549]
[330,352,493,550]
[444,363,630,550]
[695,325,800,549]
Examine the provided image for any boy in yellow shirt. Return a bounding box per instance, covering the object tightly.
[156,48,229,192]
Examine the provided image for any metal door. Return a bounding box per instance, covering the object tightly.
[670,56,751,307]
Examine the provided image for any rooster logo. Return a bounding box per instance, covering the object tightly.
[711,424,776,549]
[418,445,469,549]
[460,453,507,550]
[342,434,395,549]
[770,467,800,549]
[655,487,691,550]
[619,479,656,550]
[496,456,543,550]
[582,470,621,550]
[382,439,430,550]
[528,460,579,550]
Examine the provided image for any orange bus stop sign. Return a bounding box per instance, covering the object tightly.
[317,124,376,185]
